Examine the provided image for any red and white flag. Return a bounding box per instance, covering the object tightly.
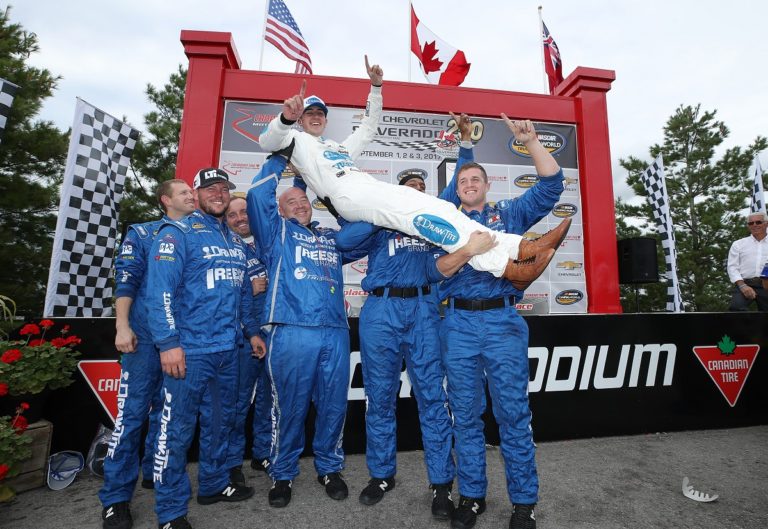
[542,20,564,94]
[410,5,470,86]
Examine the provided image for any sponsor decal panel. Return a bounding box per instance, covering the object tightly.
[553,203,578,218]
[412,214,460,246]
[78,360,123,423]
[343,286,368,317]
[514,174,540,189]
[555,289,584,305]
[692,335,759,407]
[350,259,368,274]
[509,130,567,157]
[231,108,276,143]
[434,130,459,158]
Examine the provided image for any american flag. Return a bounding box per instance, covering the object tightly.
[265,0,313,74]
[542,21,564,94]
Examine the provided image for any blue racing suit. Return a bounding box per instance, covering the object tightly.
[99,219,166,507]
[335,223,452,484]
[439,157,564,505]
[226,242,273,470]
[146,210,259,524]
[246,155,365,481]
[331,145,475,485]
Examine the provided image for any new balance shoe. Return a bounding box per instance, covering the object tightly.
[268,480,292,508]
[430,482,455,520]
[196,482,254,505]
[250,456,271,473]
[318,472,348,500]
[229,466,247,487]
[158,515,192,529]
[509,503,536,529]
[358,476,395,506]
[451,496,486,529]
[102,501,133,529]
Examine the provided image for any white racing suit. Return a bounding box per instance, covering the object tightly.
[258,86,522,277]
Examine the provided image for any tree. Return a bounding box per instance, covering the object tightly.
[118,65,187,224]
[616,104,767,312]
[0,6,68,318]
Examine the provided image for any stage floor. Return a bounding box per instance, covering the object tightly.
[2,426,766,529]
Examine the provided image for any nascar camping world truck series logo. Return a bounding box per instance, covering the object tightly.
[692,335,759,407]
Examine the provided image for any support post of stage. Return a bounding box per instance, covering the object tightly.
[177,30,241,183]
[556,68,622,313]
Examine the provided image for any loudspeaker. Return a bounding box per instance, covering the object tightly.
[617,237,659,284]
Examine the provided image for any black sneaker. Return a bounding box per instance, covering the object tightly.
[269,480,292,508]
[229,466,247,487]
[431,482,455,520]
[250,457,270,473]
[102,501,133,529]
[158,515,192,529]
[196,482,254,505]
[141,478,154,490]
[451,496,486,529]
[358,476,395,506]
[509,503,536,529]
[317,472,348,500]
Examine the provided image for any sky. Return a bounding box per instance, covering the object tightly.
[6,0,768,201]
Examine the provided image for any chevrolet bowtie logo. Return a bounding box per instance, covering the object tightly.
[557,261,583,270]
[564,176,578,185]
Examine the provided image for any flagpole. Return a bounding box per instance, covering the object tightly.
[258,0,270,70]
[408,0,413,82]
[538,6,548,94]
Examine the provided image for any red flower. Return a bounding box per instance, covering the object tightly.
[39,319,55,329]
[1,349,22,363]
[28,338,46,347]
[11,415,28,433]
[0,464,9,481]
[62,324,70,333]
[0,383,7,396]
[19,323,40,336]
[64,335,82,346]
[51,337,67,348]
[20,402,30,410]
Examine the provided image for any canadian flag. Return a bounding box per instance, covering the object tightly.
[410,5,470,86]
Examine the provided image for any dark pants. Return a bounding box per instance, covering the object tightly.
[728,279,768,311]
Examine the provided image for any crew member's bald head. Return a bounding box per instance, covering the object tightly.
[278,187,313,226]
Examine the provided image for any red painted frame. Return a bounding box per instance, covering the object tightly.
[176,30,622,313]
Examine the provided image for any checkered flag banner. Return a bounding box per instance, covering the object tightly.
[750,155,765,214]
[0,77,20,144]
[639,155,685,312]
[44,99,139,317]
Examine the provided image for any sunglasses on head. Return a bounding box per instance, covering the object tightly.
[747,220,764,226]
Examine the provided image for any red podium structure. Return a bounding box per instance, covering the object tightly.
[175,30,621,313]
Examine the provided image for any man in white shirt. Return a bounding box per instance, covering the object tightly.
[726,211,768,311]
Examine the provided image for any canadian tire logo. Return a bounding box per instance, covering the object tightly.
[692,336,759,407]
[78,360,123,423]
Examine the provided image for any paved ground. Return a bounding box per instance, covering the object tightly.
[1,426,766,529]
